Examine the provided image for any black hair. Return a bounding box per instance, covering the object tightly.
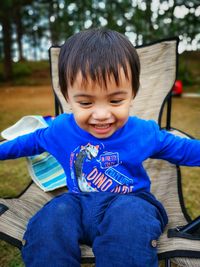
[58,28,140,97]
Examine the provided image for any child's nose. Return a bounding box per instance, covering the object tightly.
[92,106,111,120]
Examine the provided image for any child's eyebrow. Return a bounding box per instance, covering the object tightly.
[73,91,129,99]
[73,94,92,99]
[108,91,129,97]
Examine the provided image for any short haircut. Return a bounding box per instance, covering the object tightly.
[58,28,140,97]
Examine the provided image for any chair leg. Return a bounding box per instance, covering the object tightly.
[165,258,171,267]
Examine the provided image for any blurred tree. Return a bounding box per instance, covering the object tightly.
[0,1,13,80]
[23,2,45,60]
[13,2,25,61]
[0,0,199,81]
[155,0,200,46]
[0,0,34,80]
[103,0,132,33]
[47,0,76,44]
[47,0,62,45]
[13,0,35,61]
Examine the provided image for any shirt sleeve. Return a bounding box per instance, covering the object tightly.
[0,127,50,160]
[150,121,200,166]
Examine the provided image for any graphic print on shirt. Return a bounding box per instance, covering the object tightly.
[69,143,134,193]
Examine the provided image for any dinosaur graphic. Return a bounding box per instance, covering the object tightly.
[74,143,99,192]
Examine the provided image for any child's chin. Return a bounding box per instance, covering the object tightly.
[90,128,115,139]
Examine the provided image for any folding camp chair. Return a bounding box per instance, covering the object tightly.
[0,38,200,267]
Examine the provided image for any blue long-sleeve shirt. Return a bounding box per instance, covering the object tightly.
[0,113,200,193]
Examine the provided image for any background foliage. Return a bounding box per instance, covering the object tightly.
[0,0,200,81]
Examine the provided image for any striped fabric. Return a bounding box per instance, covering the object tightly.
[28,152,66,191]
[1,116,66,191]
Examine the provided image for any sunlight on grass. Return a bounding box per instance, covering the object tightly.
[0,240,24,267]
[0,159,30,197]
[182,167,200,218]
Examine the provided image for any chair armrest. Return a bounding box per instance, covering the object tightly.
[168,215,200,241]
[164,127,195,140]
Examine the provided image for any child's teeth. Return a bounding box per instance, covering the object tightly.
[95,124,109,128]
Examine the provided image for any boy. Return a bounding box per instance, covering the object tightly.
[0,28,200,267]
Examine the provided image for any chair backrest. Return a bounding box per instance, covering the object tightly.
[49,38,178,123]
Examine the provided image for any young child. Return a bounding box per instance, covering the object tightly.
[0,28,200,267]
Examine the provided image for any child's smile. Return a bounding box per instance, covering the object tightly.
[89,123,115,137]
[66,66,134,138]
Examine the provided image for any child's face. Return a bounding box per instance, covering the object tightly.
[66,66,134,139]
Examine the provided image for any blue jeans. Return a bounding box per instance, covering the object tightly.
[22,192,167,267]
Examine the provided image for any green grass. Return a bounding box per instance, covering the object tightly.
[178,51,200,93]
[0,61,51,86]
[0,159,30,197]
[0,241,24,267]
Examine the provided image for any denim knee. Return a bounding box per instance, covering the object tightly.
[21,193,83,267]
[93,194,162,267]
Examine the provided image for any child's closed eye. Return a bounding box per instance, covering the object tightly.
[78,102,92,106]
[110,99,123,104]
